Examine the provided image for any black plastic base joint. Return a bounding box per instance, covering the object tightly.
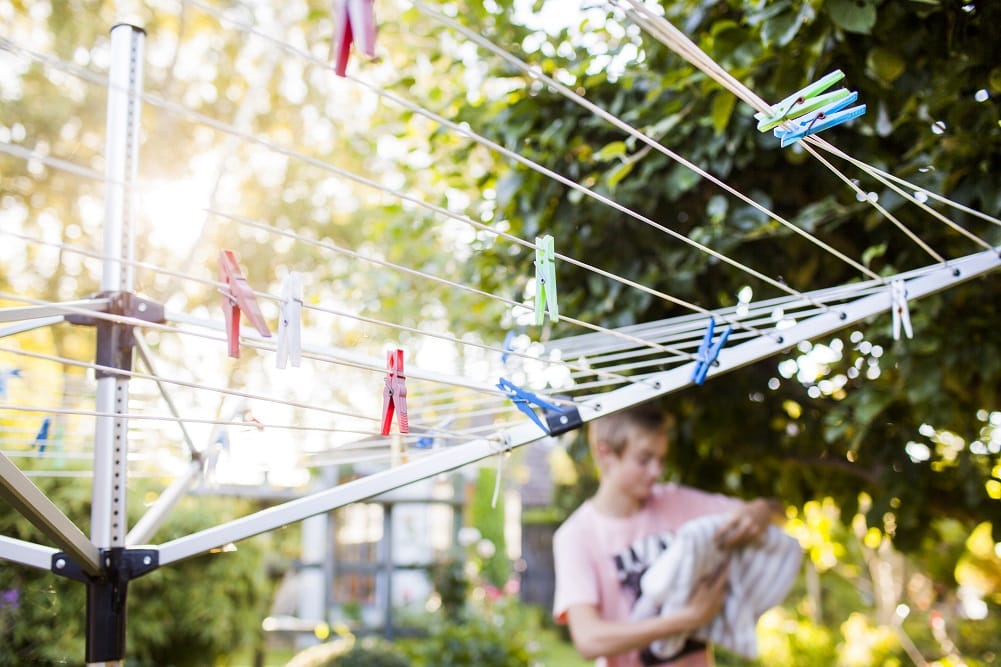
[51,547,159,663]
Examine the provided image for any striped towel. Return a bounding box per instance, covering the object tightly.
[630,513,802,660]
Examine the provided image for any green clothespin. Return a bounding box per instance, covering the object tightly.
[755,70,849,132]
[534,234,558,325]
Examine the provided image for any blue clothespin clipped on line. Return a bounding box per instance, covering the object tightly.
[497,377,581,436]
[756,70,866,146]
[0,368,21,400]
[34,417,51,454]
[535,235,559,325]
[773,93,866,147]
[691,320,733,385]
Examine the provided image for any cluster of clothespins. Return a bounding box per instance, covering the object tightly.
[219,249,413,437]
[218,232,580,440]
[756,70,867,147]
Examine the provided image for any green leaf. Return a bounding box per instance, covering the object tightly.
[761,5,810,47]
[867,47,906,83]
[862,242,887,266]
[827,0,878,34]
[594,140,628,162]
[707,194,728,223]
[710,91,737,135]
[605,160,635,190]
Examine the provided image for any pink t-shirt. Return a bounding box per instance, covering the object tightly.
[552,483,742,667]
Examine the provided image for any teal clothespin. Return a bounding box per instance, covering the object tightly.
[773,92,866,147]
[534,234,559,325]
[755,70,848,132]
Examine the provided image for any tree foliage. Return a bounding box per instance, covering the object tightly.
[426,0,1000,550]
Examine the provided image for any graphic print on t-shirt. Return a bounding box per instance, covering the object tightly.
[613,529,673,599]
[612,529,705,665]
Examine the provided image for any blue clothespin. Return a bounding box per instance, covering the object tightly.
[534,235,559,325]
[755,71,849,132]
[0,368,21,400]
[773,92,866,147]
[497,377,581,436]
[691,320,732,385]
[34,417,51,453]
[501,331,517,366]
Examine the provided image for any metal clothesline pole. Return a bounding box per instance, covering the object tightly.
[82,24,152,667]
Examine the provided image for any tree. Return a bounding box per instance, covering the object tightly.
[427,0,1000,548]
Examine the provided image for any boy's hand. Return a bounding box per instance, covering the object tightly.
[684,561,729,627]
[715,498,779,549]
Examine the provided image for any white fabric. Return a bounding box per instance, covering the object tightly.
[630,513,802,660]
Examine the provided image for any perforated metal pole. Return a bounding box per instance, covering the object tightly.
[93,21,143,558]
[88,23,145,666]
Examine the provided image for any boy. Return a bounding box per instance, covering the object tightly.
[552,404,782,667]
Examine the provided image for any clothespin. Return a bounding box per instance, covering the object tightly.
[773,92,866,147]
[0,368,21,400]
[381,348,409,436]
[501,331,517,366]
[34,417,51,454]
[890,279,913,340]
[691,319,733,385]
[497,377,582,436]
[219,249,271,359]
[755,70,849,132]
[330,0,376,77]
[241,407,265,431]
[276,272,303,369]
[534,235,559,325]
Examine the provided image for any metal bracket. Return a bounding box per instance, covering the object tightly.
[51,547,159,663]
[65,291,165,377]
[544,399,583,436]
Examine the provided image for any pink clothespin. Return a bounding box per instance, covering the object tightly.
[381,348,408,435]
[219,249,271,359]
[330,0,376,77]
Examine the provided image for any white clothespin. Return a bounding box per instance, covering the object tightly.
[276,272,303,368]
[890,279,913,340]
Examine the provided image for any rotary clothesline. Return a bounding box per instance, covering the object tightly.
[0,4,994,507]
[1,18,992,470]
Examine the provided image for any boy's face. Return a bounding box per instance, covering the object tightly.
[601,430,667,503]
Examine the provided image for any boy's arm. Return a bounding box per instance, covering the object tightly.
[716,497,784,549]
[565,563,729,660]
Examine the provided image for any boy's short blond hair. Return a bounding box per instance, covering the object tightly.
[588,403,669,458]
